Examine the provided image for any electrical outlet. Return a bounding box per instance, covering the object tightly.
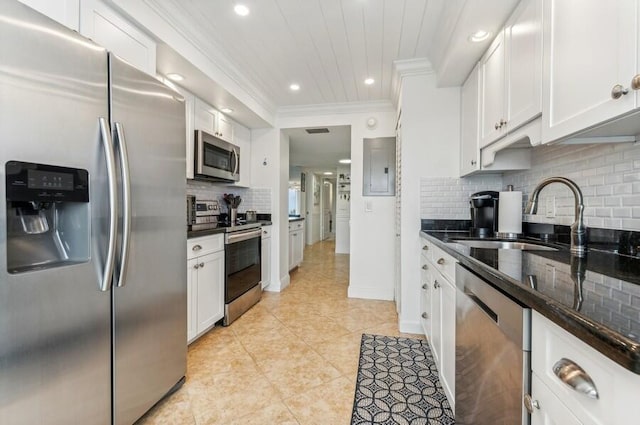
[545,196,556,218]
[545,264,556,286]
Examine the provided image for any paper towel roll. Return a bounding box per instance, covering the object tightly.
[498,191,523,235]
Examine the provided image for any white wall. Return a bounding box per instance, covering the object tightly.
[277,105,397,301]
[398,73,461,334]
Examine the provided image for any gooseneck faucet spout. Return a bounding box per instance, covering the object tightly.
[524,177,587,257]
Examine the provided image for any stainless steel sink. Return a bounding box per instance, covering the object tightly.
[451,240,559,251]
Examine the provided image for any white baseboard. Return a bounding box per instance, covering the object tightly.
[347,285,394,301]
[398,319,423,335]
[265,274,290,293]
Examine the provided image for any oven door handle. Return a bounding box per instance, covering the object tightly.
[225,228,262,244]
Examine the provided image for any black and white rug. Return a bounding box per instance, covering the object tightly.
[350,334,455,425]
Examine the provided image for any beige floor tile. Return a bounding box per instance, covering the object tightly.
[284,376,356,425]
[313,332,365,378]
[136,386,195,425]
[226,400,300,425]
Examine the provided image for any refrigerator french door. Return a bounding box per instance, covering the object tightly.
[0,2,187,425]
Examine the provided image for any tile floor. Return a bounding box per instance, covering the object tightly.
[137,239,424,425]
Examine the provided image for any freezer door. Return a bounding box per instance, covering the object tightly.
[0,2,111,425]
[109,54,187,425]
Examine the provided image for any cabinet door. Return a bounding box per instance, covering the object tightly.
[542,0,637,143]
[288,231,295,270]
[18,0,80,31]
[440,278,456,407]
[460,63,480,176]
[419,267,432,338]
[261,235,271,289]
[480,31,507,147]
[430,272,442,365]
[194,98,217,134]
[216,113,234,142]
[187,258,199,343]
[232,121,251,187]
[505,0,542,132]
[195,251,224,334]
[531,374,583,425]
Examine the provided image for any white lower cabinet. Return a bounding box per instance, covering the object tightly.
[288,221,304,270]
[419,236,456,410]
[260,226,271,289]
[187,234,224,344]
[530,311,640,425]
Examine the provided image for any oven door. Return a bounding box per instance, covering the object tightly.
[195,130,240,182]
[225,229,261,303]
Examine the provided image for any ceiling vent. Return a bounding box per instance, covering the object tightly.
[305,128,330,134]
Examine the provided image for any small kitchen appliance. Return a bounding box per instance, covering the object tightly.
[469,191,500,238]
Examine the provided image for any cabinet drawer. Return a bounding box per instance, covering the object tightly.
[289,220,304,231]
[420,237,433,262]
[532,311,640,425]
[187,234,224,259]
[261,226,272,239]
[430,244,456,283]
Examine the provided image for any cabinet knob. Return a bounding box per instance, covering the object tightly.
[434,280,440,289]
[422,245,429,251]
[194,264,199,269]
[494,122,500,130]
[499,119,507,128]
[422,264,428,270]
[422,284,428,290]
[421,312,428,319]
[611,84,629,99]
[192,244,202,251]
[632,74,640,91]
[552,358,599,399]
[471,160,477,165]
[523,394,540,414]
[437,258,445,265]
[199,262,204,268]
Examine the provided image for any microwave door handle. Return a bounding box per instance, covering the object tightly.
[98,117,118,292]
[114,122,132,288]
[232,148,239,176]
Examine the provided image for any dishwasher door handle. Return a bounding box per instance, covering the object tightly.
[464,288,498,323]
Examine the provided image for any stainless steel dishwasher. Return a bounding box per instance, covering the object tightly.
[455,263,531,425]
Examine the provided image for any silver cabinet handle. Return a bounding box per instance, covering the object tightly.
[422,264,428,270]
[199,262,204,268]
[434,280,440,289]
[422,245,429,251]
[471,160,477,165]
[632,74,640,90]
[437,258,445,265]
[422,284,428,290]
[192,244,202,251]
[114,122,131,288]
[500,118,507,128]
[194,264,199,269]
[98,117,118,292]
[611,84,629,99]
[494,122,500,130]
[523,394,540,414]
[552,358,599,399]
[421,312,428,319]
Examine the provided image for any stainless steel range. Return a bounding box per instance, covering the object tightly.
[187,197,262,325]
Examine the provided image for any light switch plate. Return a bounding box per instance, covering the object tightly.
[365,200,373,212]
[545,196,556,218]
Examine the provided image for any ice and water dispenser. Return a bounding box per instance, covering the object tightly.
[5,161,90,273]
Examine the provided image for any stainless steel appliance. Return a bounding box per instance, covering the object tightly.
[194,129,240,182]
[187,197,222,231]
[224,227,262,325]
[0,3,186,424]
[455,264,531,425]
[469,191,500,238]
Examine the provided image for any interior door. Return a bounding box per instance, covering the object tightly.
[109,54,187,425]
[0,3,111,424]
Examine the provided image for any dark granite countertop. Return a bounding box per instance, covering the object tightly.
[288,217,305,222]
[421,229,640,374]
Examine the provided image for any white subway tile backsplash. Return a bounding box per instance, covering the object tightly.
[420,175,503,219]
[186,180,272,213]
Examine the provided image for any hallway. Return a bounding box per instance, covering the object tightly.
[138,240,421,424]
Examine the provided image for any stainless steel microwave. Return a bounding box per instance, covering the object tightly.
[194,130,240,182]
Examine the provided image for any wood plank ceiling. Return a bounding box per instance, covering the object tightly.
[146,0,436,108]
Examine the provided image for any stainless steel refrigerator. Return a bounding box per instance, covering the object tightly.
[0,2,187,424]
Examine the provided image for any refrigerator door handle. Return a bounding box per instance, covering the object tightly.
[99,117,118,292]
[114,122,132,288]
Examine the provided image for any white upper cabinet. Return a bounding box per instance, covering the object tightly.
[80,0,156,75]
[18,0,80,31]
[216,113,234,143]
[460,63,481,176]
[480,0,542,148]
[193,98,234,143]
[542,0,638,143]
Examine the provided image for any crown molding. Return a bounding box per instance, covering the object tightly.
[276,100,395,120]
[391,58,434,107]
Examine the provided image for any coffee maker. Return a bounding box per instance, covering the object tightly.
[469,191,499,238]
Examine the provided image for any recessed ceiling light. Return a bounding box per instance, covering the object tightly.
[364,77,375,85]
[289,83,300,91]
[339,159,351,164]
[166,73,184,82]
[234,4,250,16]
[469,30,491,43]
[323,172,333,175]
[221,107,234,113]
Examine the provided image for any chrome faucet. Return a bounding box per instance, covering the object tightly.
[524,177,587,257]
